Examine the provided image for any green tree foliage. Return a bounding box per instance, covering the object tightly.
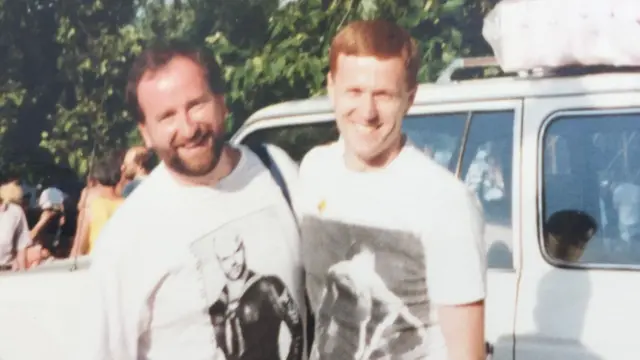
[0,0,498,187]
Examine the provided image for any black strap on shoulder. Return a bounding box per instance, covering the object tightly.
[248,143,315,356]
[249,144,292,209]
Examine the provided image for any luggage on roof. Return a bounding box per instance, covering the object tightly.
[483,0,640,73]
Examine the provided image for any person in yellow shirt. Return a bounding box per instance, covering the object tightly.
[70,153,124,256]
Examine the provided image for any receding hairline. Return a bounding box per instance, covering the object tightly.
[136,55,210,89]
[134,55,223,121]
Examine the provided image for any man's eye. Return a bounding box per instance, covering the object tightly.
[375,93,393,101]
[157,114,174,123]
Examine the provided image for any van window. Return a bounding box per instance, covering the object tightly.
[406,110,517,269]
[239,113,470,165]
[461,111,515,269]
[241,110,516,269]
[541,111,640,266]
[241,122,339,162]
[403,113,467,172]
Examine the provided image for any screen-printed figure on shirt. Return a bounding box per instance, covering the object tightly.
[210,235,303,360]
[304,219,430,360]
[190,209,304,360]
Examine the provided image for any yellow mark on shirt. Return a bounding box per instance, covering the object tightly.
[317,199,326,214]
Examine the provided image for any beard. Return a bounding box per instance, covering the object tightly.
[156,127,226,177]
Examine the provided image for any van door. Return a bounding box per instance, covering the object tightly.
[407,100,522,360]
[232,98,523,360]
[517,92,640,360]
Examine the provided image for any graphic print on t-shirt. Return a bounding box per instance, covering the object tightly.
[302,217,430,360]
[190,208,304,360]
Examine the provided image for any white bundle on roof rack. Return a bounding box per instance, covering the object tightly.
[482,0,640,73]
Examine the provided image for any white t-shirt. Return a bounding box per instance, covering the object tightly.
[80,145,307,360]
[297,139,486,360]
[0,202,31,266]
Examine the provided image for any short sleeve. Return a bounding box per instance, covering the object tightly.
[76,228,152,360]
[424,186,487,306]
[13,207,32,251]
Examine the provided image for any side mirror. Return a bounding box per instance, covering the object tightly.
[544,210,597,262]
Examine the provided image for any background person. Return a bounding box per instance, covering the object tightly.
[121,146,154,198]
[69,153,124,256]
[26,187,67,267]
[0,186,32,271]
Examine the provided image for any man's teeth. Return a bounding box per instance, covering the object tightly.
[354,123,377,133]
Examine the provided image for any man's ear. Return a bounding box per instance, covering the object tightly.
[327,72,334,103]
[214,94,228,118]
[138,122,153,149]
[406,86,417,112]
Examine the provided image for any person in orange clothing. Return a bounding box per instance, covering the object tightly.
[70,153,124,256]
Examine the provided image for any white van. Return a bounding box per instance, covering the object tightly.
[1,57,640,360]
[232,58,640,360]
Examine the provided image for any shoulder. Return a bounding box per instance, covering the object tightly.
[299,141,340,177]
[240,144,299,193]
[398,145,482,218]
[81,187,99,208]
[89,200,159,277]
[91,170,169,254]
[5,203,25,219]
[406,144,471,193]
[263,143,299,180]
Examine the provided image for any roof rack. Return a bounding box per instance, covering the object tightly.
[437,56,640,84]
[436,56,500,84]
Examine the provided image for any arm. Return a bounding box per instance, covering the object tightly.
[439,300,485,360]
[11,209,32,270]
[425,187,487,360]
[29,210,56,241]
[78,233,150,360]
[264,278,304,360]
[78,188,88,211]
[70,205,91,257]
[70,189,90,257]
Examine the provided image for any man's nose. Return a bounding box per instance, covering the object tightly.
[175,111,198,139]
[357,94,378,121]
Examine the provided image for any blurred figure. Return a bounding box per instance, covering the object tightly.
[73,176,97,255]
[26,187,67,267]
[70,154,124,256]
[121,146,154,198]
[78,176,98,212]
[0,181,24,207]
[0,183,31,271]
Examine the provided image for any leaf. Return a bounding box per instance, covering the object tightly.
[271,56,287,76]
[359,0,379,19]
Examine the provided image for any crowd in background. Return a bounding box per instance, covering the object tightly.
[0,146,155,271]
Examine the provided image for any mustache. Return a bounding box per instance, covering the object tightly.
[173,127,212,148]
